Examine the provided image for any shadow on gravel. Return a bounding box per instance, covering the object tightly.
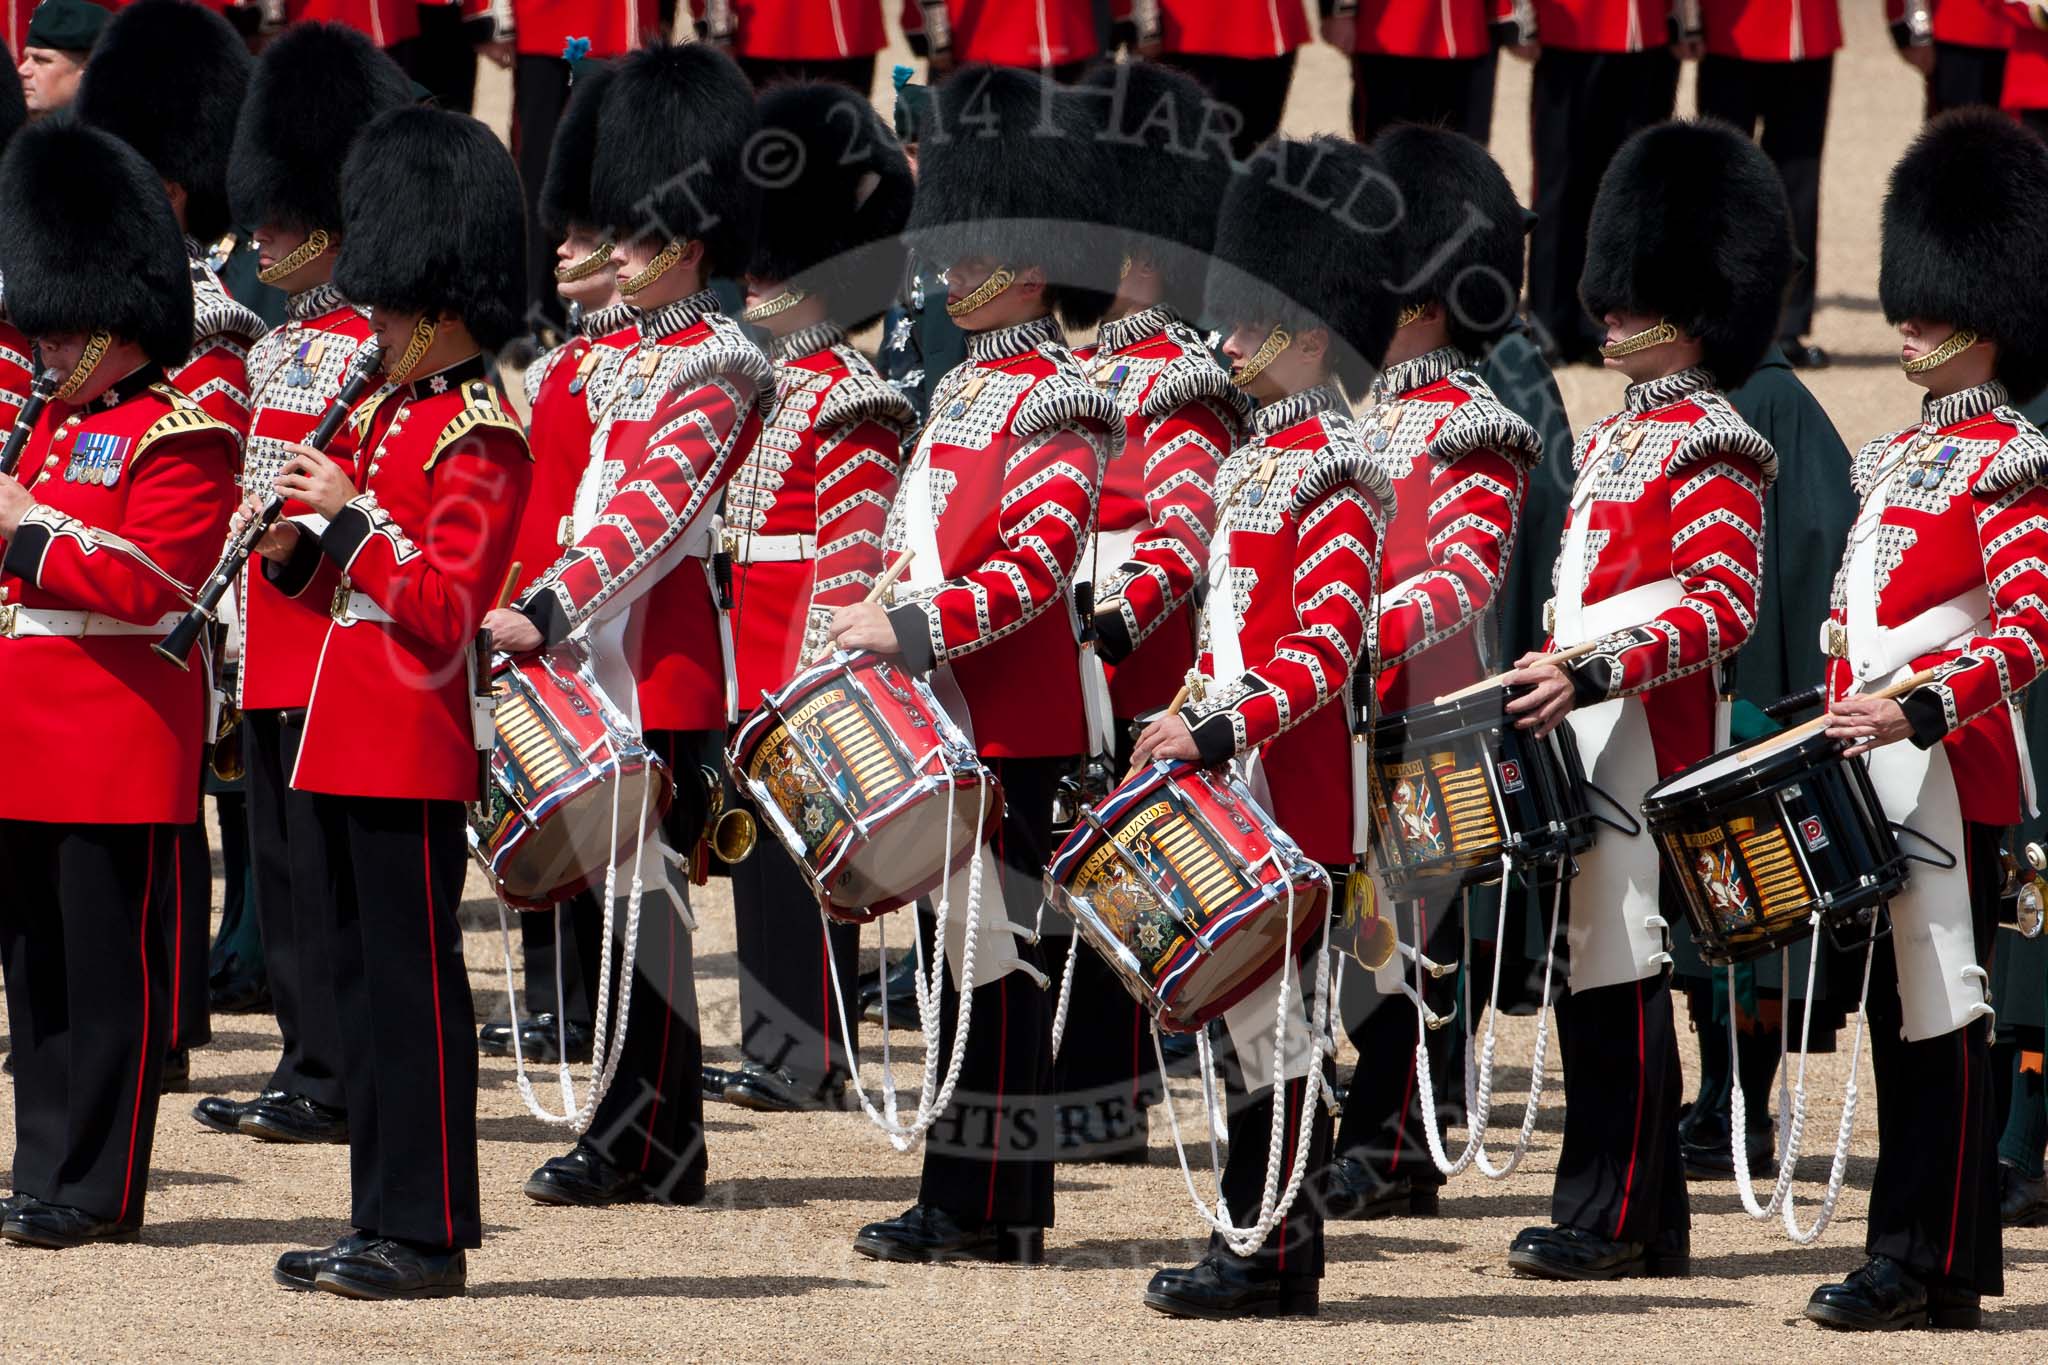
[146,1169,243,1189]
[473,1273,879,1300]
[696,1174,1105,1210]
[472,1114,746,1143]
[1317,1292,1747,1323]
[1325,1232,1464,1262]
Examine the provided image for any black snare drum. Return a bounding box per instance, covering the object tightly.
[1368,686,1595,902]
[1642,729,1907,967]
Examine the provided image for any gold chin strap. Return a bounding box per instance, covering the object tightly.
[385,316,437,385]
[619,239,684,298]
[1395,302,1429,329]
[1231,325,1292,388]
[554,239,615,284]
[944,266,1015,318]
[1902,327,1979,375]
[53,330,112,402]
[1599,318,1680,359]
[1118,255,1134,282]
[255,229,332,287]
[741,286,808,323]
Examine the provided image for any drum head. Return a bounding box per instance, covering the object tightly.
[1647,728,1838,804]
[492,759,671,907]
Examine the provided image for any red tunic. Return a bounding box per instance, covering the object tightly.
[518,291,774,732]
[0,369,238,824]
[1363,347,1540,713]
[235,284,375,712]
[0,319,32,435]
[1890,0,2011,46]
[1551,367,1773,777]
[1183,384,1391,866]
[1142,0,1311,56]
[899,0,1101,65]
[1823,381,2048,826]
[1328,0,1515,58]
[1070,306,1243,718]
[1700,0,1841,58]
[698,0,889,57]
[170,246,264,441]
[883,314,1120,759]
[2001,0,2048,108]
[510,301,632,607]
[512,0,654,56]
[1529,0,1670,51]
[284,355,532,800]
[287,0,423,46]
[727,322,913,711]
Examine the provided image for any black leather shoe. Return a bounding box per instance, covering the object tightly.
[1805,1255,1981,1331]
[477,1016,515,1057]
[701,1064,742,1102]
[240,1094,349,1145]
[2001,1160,2048,1228]
[480,1013,594,1064]
[724,1062,847,1113]
[853,1204,1044,1265]
[1781,339,1831,370]
[0,1193,26,1219]
[1,1198,139,1249]
[160,1048,190,1094]
[193,1088,285,1135]
[1143,1250,1318,1319]
[523,1142,648,1207]
[314,1238,467,1300]
[1678,1105,1775,1180]
[862,953,924,1028]
[209,973,271,1015]
[1508,1225,1653,1280]
[1323,1157,1441,1220]
[274,1233,372,1292]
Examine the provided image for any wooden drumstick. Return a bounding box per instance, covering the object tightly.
[493,560,523,611]
[1125,682,1193,781]
[1732,668,1937,763]
[863,550,915,604]
[1433,639,1602,704]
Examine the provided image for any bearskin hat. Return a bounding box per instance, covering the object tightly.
[0,120,192,369]
[747,81,913,330]
[1072,60,1231,320]
[1206,135,1401,399]
[1579,119,1793,388]
[1374,124,1526,356]
[538,61,617,242]
[903,65,1122,329]
[75,0,252,245]
[0,55,23,157]
[1880,109,2048,403]
[334,107,526,354]
[228,23,410,238]
[588,43,759,278]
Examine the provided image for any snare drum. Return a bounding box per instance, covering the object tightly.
[1642,729,1907,966]
[1044,760,1330,1032]
[1368,687,1594,902]
[728,650,1002,922]
[469,646,674,911]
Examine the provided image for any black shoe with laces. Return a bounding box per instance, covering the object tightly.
[2001,1160,2048,1228]
[1,1198,139,1249]
[523,1141,648,1207]
[1322,1156,1441,1221]
[274,1232,373,1292]
[314,1238,467,1301]
[193,1088,286,1135]
[723,1062,847,1113]
[852,1204,1043,1265]
[1143,1250,1319,1319]
[239,1093,349,1145]
[1805,1255,1980,1331]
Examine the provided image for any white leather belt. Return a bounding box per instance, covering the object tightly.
[1826,587,1989,685]
[330,589,393,624]
[721,531,814,564]
[0,605,183,639]
[1553,576,1686,649]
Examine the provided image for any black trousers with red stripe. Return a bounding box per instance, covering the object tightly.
[732,830,860,1094]
[918,755,1062,1230]
[1335,890,1466,1187]
[248,709,346,1108]
[1349,51,1498,144]
[0,819,173,1226]
[1217,1073,1332,1278]
[308,793,480,1250]
[1551,967,1689,1245]
[576,728,712,1204]
[1863,820,2002,1296]
[167,812,213,1054]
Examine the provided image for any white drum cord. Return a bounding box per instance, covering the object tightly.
[820,776,990,1151]
[1154,872,1334,1259]
[1474,872,1563,1179]
[1727,912,1879,1243]
[1049,930,1080,1060]
[496,757,651,1130]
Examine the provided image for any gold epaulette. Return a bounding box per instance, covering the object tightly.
[137,383,238,452]
[426,380,531,469]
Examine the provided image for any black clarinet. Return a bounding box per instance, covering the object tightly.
[0,368,63,478]
[155,343,384,669]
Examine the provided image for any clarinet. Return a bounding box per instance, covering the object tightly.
[0,368,63,478]
[155,343,384,669]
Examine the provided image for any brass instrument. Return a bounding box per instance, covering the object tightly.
[701,764,758,866]
[2002,842,2047,939]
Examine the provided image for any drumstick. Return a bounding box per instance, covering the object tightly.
[1731,668,1937,763]
[863,550,915,604]
[1125,682,1193,781]
[493,560,523,612]
[1433,639,1603,704]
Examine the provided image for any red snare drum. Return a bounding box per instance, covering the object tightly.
[728,650,1002,922]
[468,647,673,911]
[1044,760,1330,1032]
